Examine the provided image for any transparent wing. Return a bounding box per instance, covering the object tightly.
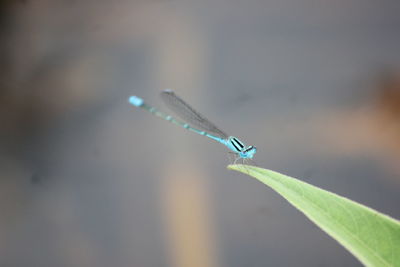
[160,89,229,139]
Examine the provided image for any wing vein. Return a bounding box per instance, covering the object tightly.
[160,90,229,139]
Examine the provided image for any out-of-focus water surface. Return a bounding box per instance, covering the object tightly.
[1,1,399,266]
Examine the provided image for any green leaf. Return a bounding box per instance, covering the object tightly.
[228,164,400,267]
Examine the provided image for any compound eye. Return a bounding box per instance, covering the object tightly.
[244,146,253,152]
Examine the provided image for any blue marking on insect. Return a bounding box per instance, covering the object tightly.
[129,96,144,107]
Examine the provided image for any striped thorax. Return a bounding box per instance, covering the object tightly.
[227,136,257,159]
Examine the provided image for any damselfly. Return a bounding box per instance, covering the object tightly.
[128,89,256,162]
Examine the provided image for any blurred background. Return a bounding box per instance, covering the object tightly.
[1,0,399,266]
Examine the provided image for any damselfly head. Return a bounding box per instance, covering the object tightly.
[242,145,257,159]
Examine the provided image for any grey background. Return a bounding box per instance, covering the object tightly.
[0,0,399,266]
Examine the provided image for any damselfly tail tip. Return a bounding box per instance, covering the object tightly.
[128,96,144,107]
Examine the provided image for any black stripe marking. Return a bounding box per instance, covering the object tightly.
[230,140,241,152]
[244,146,254,152]
[232,137,244,149]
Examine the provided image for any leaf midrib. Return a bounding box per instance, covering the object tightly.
[249,167,391,267]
